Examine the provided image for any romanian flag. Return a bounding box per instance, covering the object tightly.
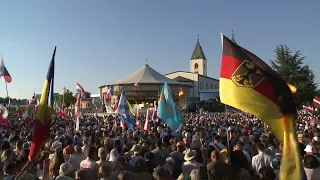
[29,47,56,160]
[178,88,184,98]
[219,35,301,179]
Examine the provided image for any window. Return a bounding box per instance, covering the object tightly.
[206,83,208,89]
[215,85,218,89]
[194,63,198,70]
[211,84,213,89]
[204,63,206,69]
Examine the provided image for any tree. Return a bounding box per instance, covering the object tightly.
[58,89,76,108]
[270,45,318,106]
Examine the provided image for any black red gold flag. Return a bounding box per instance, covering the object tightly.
[219,35,301,179]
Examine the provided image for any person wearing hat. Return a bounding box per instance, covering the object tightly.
[181,149,201,175]
[129,144,143,167]
[298,134,306,156]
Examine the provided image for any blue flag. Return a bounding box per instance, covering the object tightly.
[157,82,183,131]
[116,90,134,131]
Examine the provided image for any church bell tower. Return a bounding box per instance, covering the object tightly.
[190,36,207,76]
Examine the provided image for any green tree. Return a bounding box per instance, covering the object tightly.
[270,45,318,106]
[58,89,76,108]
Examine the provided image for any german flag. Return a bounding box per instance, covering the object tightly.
[29,47,56,160]
[220,35,301,179]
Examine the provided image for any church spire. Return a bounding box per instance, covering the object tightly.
[191,35,206,60]
[231,30,237,44]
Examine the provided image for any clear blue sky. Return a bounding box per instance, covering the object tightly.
[0,1,319,99]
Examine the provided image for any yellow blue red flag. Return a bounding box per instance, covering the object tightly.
[29,47,56,160]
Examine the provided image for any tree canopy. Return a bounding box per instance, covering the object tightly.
[270,45,318,106]
[58,89,76,108]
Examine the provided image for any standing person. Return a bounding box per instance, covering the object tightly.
[69,145,86,170]
[63,138,74,155]
[251,142,273,174]
[207,150,229,180]
[152,139,167,166]
[230,142,248,170]
[96,147,115,170]
[80,146,99,180]
[298,134,306,157]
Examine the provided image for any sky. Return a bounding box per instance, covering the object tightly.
[0,1,319,99]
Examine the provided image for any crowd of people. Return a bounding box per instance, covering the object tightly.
[0,109,318,180]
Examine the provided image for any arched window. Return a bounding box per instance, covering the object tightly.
[204,63,206,69]
[194,63,199,70]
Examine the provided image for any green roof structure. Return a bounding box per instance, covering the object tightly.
[191,37,206,60]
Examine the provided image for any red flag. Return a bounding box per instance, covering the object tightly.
[313,96,320,108]
[303,105,314,113]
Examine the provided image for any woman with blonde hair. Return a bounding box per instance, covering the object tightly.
[49,149,65,179]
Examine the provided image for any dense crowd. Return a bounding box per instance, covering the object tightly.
[0,110,318,180]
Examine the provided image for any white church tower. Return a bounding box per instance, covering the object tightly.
[190,36,207,76]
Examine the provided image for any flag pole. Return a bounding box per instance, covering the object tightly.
[5,81,10,108]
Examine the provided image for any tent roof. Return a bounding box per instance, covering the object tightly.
[111,64,192,86]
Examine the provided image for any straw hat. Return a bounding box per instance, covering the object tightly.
[297,134,305,141]
[131,144,142,155]
[184,149,196,161]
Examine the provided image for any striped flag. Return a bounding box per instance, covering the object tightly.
[29,47,56,160]
[144,109,151,131]
[0,56,12,83]
[219,35,301,179]
[303,105,314,113]
[313,96,320,108]
[116,90,134,131]
[76,82,86,97]
[75,93,81,132]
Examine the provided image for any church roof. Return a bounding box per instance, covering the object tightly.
[111,64,192,86]
[191,39,206,60]
[231,30,237,44]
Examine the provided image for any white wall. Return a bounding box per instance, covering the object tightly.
[165,72,200,98]
[190,59,207,76]
[198,76,219,93]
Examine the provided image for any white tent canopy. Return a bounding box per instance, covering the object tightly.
[111,64,191,86]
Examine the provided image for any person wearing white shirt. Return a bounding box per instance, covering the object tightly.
[252,142,273,173]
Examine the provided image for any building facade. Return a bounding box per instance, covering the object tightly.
[165,38,219,103]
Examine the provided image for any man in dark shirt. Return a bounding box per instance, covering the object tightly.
[230,141,249,170]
